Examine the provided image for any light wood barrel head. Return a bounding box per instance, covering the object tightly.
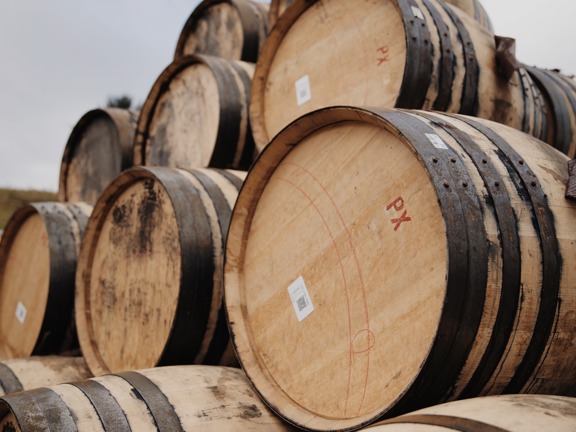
[75,169,181,375]
[226,107,448,430]
[0,209,50,359]
[250,0,408,150]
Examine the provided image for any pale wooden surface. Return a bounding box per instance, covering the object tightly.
[268,0,294,28]
[0,213,49,359]
[175,0,269,62]
[0,366,297,431]
[445,0,493,31]
[134,55,256,170]
[0,356,91,396]
[250,0,525,152]
[363,395,576,431]
[225,107,576,430]
[58,108,138,206]
[76,167,246,376]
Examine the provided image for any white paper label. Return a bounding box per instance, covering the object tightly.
[15,302,27,324]
[288,276,314,322]
[426,133,449,150]
[411,6,425,20]
[295,75,312,106]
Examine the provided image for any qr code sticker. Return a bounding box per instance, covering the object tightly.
[288,276,314,322]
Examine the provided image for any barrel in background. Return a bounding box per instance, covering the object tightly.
[0,365,297,431]
[250,0,533,151]
[133,54,256,171]
[224,106,576,431]
[0,202,92,359]
[174,0,269,62]
[0,356,91,396]
[361,395,576,431]
[58,108,138,206]
[76,167,245,376]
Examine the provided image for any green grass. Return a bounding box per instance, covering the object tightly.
[0,188,57,230]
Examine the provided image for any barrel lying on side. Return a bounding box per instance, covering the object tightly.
[0,366,297,431]
[0,202,92,359]
[444,0,493,31]
[224,107,576,431]
[0,356,91,396]
[250,0,533,151]
[526,67,576,158]
[174,0,269,62]
[362,395,576,431]
[134,55,256,171]
[59,108,138,206]
[76,167,245,376]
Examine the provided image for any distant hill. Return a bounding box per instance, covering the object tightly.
[0,188,57,230]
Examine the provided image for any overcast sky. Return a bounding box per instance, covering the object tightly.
[0,0,573,192]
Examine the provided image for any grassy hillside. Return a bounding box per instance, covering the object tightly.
[0,188,57,230]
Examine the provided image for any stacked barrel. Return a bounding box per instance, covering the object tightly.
[0,0,576,431]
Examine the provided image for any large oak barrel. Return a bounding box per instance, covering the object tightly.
[58,108,138,206]
[0,356,91,396]
[361,395,576,431]
[76,167,246,376]
[0,365,297,431]
[526,67,576,158]
[174,0,269,62]
[250,0,532,151]
[224,107,576,431]
[0,202,92,359]
[268,0,493,31]
[133,55,256,171]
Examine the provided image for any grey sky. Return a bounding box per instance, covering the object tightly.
[0,0,573,192]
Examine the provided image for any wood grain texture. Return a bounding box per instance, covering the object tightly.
[58,108,138,206]
[250,0,528,152]
[224,107,576,431]
[0,366,298,431]
[567,159,576,199]
[75,167,246,376]
[174,0,269,62]
[444,0,493,31]
[134,54,256,171]
[362,395,576,431]
[0,202,92,359]
[0,356,91,396]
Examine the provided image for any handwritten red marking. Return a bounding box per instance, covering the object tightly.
[377,45,389,65]
[387,197,412,231]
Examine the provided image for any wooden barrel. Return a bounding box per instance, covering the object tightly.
[269,0,493,32]
[0,356,91,396]
[250,0,529,152]
[174,0,269,62]
[0,202,92,359]
[361,395,576,431]
[58,108,138,206]
[76,167,246,376]
[444,0,493,31]
[224,107,576,431]
[133,55,256,171]
[0,365,297,431]
[526,67,576,158]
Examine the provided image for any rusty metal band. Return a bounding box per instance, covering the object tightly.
[455,115,562,394]
[395,0,434,109]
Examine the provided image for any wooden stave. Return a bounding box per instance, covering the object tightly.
[58,108,138,206]
[361,395,576,431]
[133,54,256,171]
[0,365,297,431]
[0,202,92,359]
[250,0,526,152]
[224,106,576,431]
[174,0,269,62]
[0,356,91,396]
[75,166,246,377]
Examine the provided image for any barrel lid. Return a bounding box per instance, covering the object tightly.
[225,106,450,430]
